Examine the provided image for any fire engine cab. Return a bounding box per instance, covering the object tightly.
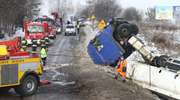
[24,21,49,46]
[35,16,57,39]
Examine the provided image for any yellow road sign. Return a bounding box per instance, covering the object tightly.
[91,15,96,20]
[98,19,106,31]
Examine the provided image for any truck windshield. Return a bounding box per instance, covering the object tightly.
[28,25,44,33]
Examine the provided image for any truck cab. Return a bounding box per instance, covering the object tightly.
[87,19,137,66]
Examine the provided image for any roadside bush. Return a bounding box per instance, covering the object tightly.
[152,32,173,49]
[80,0,122,21]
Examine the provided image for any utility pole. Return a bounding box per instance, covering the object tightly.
[57,0,60,13]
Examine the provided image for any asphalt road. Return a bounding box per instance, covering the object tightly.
[0,30,160,100]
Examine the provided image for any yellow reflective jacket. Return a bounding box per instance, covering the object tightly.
[40,48,47,58]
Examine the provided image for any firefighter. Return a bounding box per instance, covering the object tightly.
[44,37,49,46]
[76,21,80,34]
[21,38,28,51]
[41,38,48,50]
[41,38,48,47]
[40,45,47,66]
[32,39,38,52]
[39,44,50,85]
[0,30,5,39]
[114,57,127,82]
[40,38,45,44]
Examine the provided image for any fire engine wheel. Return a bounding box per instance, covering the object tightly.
[15,75,38,96]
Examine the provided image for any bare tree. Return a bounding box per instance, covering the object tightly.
[122,7,142,22]
[80,0,122,21]
[145,8,155,21]
[0,0,40,34]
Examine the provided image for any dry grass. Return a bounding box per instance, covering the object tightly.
[140,25,180,55]
[151,32,174,49]
[139,23,179,53]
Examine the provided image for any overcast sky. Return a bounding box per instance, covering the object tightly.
[39,0,180,16]
[119,0,180,10]
[74,0,180,11]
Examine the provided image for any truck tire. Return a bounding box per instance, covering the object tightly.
[15,75,38,96]
[113,23,131,41]
[153,55,169,67]
[129,24,139,35]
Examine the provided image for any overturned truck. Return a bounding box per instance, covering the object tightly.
[87,18,180,99]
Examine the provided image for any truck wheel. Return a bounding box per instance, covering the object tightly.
[113,23,130,41]
[153,55,169,67]
[15,75,38,96]
[129,24,139,35]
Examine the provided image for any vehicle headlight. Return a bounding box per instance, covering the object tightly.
[57,28,61,32]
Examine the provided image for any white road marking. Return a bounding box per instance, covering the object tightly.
[44,63,75,86]
[44,63,72,70]
[52,81,76,86]
[51,68,65,81]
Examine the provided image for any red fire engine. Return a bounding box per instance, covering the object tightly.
[35,16,58,38]
[23,21,49,46]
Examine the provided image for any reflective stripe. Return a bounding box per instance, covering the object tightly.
[22,40,27,45]
[22,45,27,48]
[77,25,80,28]
[22,41,26,44]
[32,45,37,47]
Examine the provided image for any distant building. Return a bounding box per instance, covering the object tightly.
[173,6,180,25]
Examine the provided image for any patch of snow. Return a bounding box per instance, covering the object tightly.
[173,30,180,44]
[127,51,144,62]
[83,25,99,47]
[127,33,162,62]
